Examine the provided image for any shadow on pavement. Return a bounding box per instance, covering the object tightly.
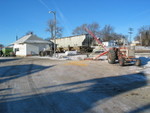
[0,72,149,113]
[0,88,12,92]
[0,64,55,84]
[0,58,20,63]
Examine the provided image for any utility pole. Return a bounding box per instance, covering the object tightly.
[128,28,133,45]
[140,32,142,46]
[49,11,56,57]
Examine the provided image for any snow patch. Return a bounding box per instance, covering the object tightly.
[27,54,88,61]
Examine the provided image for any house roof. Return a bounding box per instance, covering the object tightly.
[13,34,51,44]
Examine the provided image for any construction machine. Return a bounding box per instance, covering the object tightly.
[85,28,141,66]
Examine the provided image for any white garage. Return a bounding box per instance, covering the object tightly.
[13,34,51,56]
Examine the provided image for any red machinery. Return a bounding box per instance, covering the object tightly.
[84,28,109,60]
[85,28,141,66]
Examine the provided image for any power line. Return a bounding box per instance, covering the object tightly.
[38,0,50,10]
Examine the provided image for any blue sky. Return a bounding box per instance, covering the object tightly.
[0,0,150,46]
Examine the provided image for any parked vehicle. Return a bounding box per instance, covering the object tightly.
[39,48,53,57]
[107,46,141,66]
[1,47,15,57]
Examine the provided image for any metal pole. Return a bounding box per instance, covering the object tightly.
[49,11,56,57]
[128,28,133,45]
[140,33,142,46]
[129,33,131,44]
[54,12,56,57]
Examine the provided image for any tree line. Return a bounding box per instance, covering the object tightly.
[46,20,127,45]
[72,23,126,45]
[24,19,150,46]
[134,25,150,46]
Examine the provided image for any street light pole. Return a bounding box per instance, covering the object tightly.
[140,32,142,46]
[49,11,56,57]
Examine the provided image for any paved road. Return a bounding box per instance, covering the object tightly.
[0,58,150,113]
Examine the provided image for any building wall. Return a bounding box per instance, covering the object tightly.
[26,44,39,55]
[51,35,87,48]
[102,42,109,46]
[13,44,27,56]
[14,43,49,56]
[26,43,49,55]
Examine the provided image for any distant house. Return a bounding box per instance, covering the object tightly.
[131,41,141,46]
[102,40,117,47]
[13,34,51,56]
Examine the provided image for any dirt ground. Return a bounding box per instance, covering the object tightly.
[0,57,150,113]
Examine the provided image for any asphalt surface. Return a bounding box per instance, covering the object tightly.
[0,57,150,113]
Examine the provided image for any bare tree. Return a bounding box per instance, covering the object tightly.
[134,35,140,41]
[112,33,127,45]
[135,25,150,46]
[46,19,63,39]
[72,23,126,45]
[100,25,115,41]
[100,25,127,45]
[72,22,101,36]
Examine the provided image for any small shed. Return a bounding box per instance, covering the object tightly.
[13,34,51,56]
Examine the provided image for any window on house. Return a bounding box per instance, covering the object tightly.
[15,48,19,51]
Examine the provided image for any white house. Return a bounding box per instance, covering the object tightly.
[13,34,51,56]
[102,40,117,47]
[131,40,140,46]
